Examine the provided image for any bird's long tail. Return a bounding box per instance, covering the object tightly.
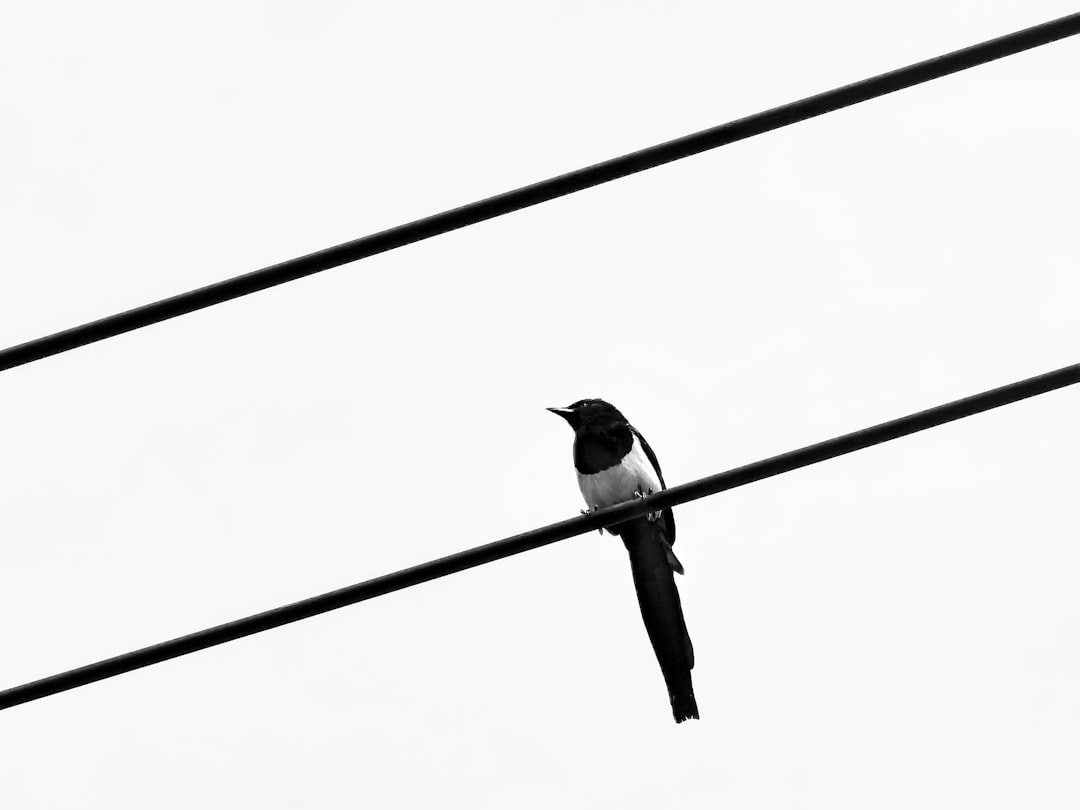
[620,518,699,723]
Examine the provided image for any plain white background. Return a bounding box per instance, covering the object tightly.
[1,2,1077,807]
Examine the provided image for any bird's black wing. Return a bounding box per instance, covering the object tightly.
[630,425,676,547]
[629,425,666,486]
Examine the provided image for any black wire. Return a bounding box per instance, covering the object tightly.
[1,362,1076,711]
[3,13,1079,373]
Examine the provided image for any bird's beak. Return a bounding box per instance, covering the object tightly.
[547,407,575,423]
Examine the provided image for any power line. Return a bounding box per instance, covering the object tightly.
[2,361,1076,712]
[3,13,1079,374]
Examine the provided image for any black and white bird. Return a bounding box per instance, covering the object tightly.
[549,399,699,723]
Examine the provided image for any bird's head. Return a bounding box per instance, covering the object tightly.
[547,398,625,432]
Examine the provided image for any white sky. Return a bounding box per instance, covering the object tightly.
[2,2,1078,807]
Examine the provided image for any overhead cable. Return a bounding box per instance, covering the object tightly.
[1,361,1076,711]
[2,12,1078,374]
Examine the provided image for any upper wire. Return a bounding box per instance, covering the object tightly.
[2,12,1079,373]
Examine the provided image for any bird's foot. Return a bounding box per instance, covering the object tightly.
[633,488,660,522]
[581,506,605,535]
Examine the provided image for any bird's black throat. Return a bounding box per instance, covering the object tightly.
[573,421,633,474]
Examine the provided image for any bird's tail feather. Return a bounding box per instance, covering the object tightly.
[621,518,699,723]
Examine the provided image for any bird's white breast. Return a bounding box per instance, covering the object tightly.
[576,435,663,509]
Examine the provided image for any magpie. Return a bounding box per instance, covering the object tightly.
[549,399,699,723]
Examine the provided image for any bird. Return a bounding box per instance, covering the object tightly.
[548,398,699,723]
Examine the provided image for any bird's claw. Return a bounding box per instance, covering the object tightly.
[633,488,660,522]
[581,505,604,535]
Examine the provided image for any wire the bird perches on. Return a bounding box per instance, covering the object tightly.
[2,361,1077,711]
